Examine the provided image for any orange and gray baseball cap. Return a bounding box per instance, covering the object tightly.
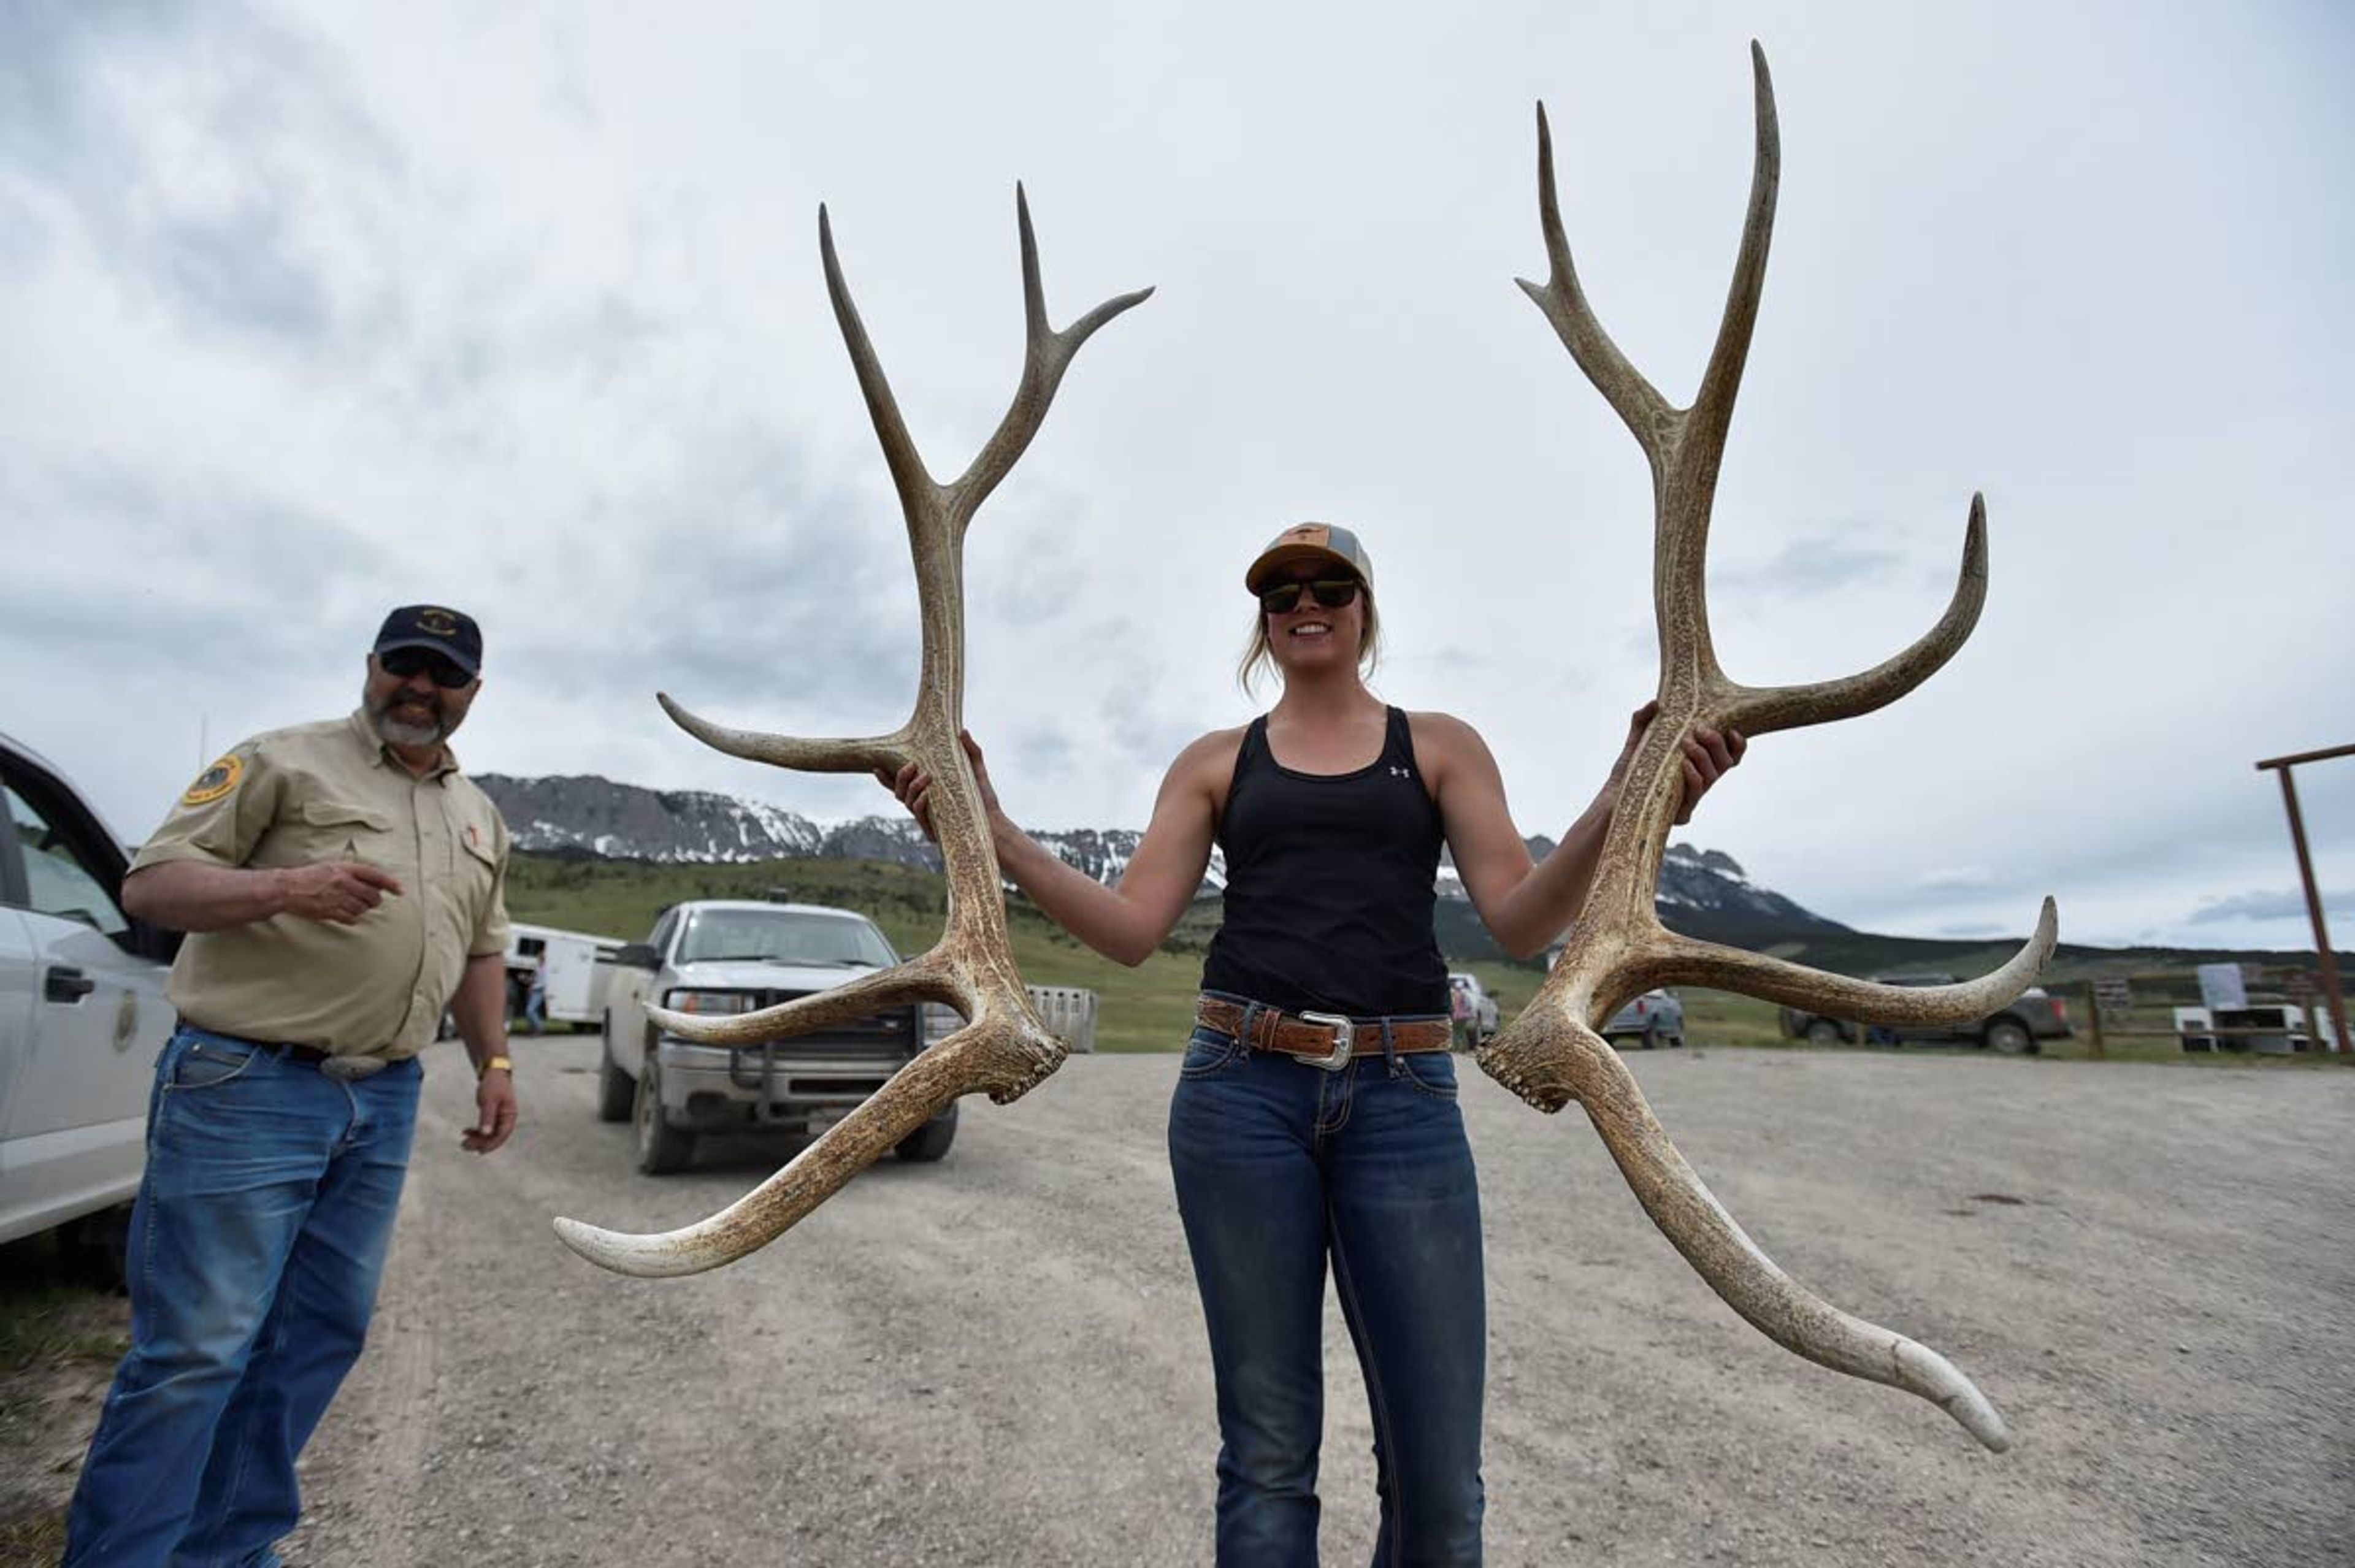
[1244,522,1374,594]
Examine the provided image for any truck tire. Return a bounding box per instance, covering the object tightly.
[1983,1017,2036,1055]
[595,1017,634,1123]
[1804,1019,1845,1046]
[634,1050,695,1175]
[896,1105,958,1163]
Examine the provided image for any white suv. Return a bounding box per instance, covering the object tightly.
[1,733,178,1277]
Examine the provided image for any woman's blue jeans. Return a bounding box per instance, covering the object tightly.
[1169,1000,1487,1566]
[65,1025,421,1568]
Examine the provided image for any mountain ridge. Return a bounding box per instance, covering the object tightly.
[476,770,1845,944]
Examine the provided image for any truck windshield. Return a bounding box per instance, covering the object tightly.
[677,909,897,968]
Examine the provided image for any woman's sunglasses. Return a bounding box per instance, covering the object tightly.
[1258,578,1361,614]
[379,648,475,689]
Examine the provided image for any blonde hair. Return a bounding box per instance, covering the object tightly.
[1236,582,1382,698]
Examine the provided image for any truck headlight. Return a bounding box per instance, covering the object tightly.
[665,989,756,1015]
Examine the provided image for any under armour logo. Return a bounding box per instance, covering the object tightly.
[1389,766,1411,779]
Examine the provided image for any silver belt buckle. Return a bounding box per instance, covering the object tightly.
[323,1055,387,1082]
[1296,1011,1354,1071]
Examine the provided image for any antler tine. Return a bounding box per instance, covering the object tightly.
[555,1029,1032,1277]
[1518,105,1672,461]
[1687,41,1781,456]
[656,692,911,776]
[643,955,961,1049]
[1654,897,2059,1020]
[1547,1015,2010,1448]
[952,185,1155,530]
[820,204,941,519]
[1481,44,2050,1450]
[556,196,1146,1278]
[1712,495,1988,736]
[1488,976,2025,1455]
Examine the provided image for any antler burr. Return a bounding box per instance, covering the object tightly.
[554,189,1151,1279]
[1477,43,2054,1451]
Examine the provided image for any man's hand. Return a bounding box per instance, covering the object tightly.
[1609,701,1748,826]
[275,862,404,924]
[464,1068,517,1154]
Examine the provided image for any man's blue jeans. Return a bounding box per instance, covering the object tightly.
[65,1025,421,1568]
[1169,1001,1487,1566]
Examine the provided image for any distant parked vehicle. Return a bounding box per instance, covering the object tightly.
[1447,972,1500,1047]
[1778,975,2070,1055]
[504,921,626,1029]
[1,732,179,1280]
[1603,988,1684,1049]
[600,898,959,1174]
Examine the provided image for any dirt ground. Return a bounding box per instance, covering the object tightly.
[10,1039,2351,1566]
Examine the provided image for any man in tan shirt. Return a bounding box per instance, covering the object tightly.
[67,605,519,1568]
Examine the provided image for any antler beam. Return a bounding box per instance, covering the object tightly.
[554,190,1151,1278]
[1478,43,2054,1451]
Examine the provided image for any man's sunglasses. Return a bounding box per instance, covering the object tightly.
[1258,578,1361,614]
[379,648,475,689]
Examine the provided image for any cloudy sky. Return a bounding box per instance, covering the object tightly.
[4,2,2349,954]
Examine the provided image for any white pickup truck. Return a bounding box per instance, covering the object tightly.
[1,733,179,1278]
[597,898,957,1174]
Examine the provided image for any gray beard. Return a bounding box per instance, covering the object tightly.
[365,686,448,748]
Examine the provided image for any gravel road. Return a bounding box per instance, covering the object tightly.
[270,1038,2352,1567]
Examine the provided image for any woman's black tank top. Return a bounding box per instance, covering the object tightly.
[1200,706,1450,1018]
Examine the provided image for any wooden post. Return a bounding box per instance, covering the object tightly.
[2084,980,2105,1059]
[2256,743,2354,1060]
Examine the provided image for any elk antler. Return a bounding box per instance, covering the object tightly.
[1476,44,2054,1451]
[554,189,1151,1278]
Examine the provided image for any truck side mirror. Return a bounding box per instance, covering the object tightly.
[614,943,662,969]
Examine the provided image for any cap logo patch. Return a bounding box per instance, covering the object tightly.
[182,754,244,806]
[416,608,460,637]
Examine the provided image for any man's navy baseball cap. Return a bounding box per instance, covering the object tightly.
[373,605,483,678]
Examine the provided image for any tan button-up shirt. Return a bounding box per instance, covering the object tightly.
[132,710,513,1061]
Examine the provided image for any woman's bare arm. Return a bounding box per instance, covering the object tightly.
[1419,704,1744,960]
[881,730,1235,968]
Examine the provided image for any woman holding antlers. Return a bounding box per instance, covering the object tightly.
[884,520,1742,1565]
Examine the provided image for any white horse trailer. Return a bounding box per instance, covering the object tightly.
[506,922,627,1028]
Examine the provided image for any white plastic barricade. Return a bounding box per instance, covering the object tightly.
[1027,985,1100,1054]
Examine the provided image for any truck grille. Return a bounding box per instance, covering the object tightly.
[744,992,918,1059]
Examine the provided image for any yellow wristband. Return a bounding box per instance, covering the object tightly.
[480,1055,513,1077]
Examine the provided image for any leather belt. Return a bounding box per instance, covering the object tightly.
[187,1026,388,1081]
[1194,995,1452,1071]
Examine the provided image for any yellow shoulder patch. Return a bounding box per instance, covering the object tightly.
[182,754,245,807]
